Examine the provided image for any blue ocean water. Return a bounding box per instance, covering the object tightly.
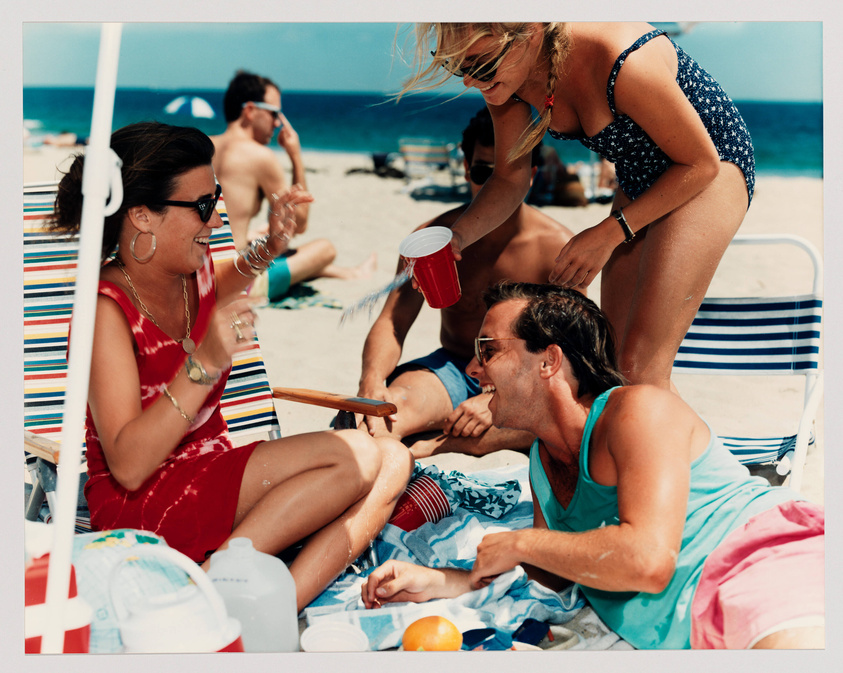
[23,87,822,177]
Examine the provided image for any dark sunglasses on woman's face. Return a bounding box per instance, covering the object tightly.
[431,40,513,83]
[469,163,494,185]
[155,183,222,223]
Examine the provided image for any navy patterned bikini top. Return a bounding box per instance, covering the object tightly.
[515,29,755,202]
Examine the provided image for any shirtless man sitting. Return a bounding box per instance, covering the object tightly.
[211,70,374,300]
[357,107,575,458]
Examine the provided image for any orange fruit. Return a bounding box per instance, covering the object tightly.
[402,616,463,651]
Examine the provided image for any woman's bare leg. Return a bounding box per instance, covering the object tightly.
[288,437,413,611]
[601,162,749,389]
[200,429,382,570]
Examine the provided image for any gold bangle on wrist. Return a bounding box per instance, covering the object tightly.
[162,387,195,424]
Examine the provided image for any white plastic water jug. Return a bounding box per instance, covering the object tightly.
[208,537,299,652]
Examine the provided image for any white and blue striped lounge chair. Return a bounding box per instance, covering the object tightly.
[399,137,462,193]
[23,182,394,529]
[673,234,823,494]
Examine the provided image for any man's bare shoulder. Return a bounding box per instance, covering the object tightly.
[602,385,703,438]
[214,133,275,163]
[520,205,575,244]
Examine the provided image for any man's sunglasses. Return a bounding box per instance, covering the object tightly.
[244,101,283,120]
[469,163,494,185]
[431,40,513,83]
[474,336,522,365]
[155,183,222,223]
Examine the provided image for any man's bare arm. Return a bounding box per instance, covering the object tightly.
[275,114,310,233]
[358,263,425,395]
[471,388,694,593]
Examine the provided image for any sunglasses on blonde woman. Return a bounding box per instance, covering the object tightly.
[431,39,514,83]
[474,336,523,365]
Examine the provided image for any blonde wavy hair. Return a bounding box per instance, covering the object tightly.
[400,22,571,162]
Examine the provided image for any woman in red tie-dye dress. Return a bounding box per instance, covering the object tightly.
[51,122,412,611]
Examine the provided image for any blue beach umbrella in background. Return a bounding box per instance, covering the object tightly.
[163,95,216,119]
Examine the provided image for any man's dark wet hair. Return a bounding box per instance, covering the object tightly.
[482,281,627,398]
[223,70,280,123]
[461,107,542,167]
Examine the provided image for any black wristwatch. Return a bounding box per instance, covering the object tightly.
[185,355,220,385]
[611,208,636,243]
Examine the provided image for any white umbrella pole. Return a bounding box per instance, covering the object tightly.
[41,23,123,654]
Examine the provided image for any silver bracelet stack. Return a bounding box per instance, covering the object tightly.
[233,234,290,278]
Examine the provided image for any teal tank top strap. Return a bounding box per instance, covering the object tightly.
[529,386,622,528]
[578,386,619,481]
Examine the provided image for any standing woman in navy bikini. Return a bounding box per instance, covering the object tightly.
[402,22,754,389]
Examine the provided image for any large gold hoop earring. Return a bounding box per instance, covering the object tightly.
[130,231,157,263]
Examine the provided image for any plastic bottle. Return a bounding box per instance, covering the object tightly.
[207,537,299,652]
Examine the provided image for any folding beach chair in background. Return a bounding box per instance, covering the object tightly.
[672,234,823,494]
[398,137,462,192]
[23,182,395,529]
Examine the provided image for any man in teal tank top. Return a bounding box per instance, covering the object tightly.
[362,281,824,650]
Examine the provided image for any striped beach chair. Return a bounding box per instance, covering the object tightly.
[23,182,281,527]
[399,137,461,192]
[673,234,823,494]
[24,182,396,530]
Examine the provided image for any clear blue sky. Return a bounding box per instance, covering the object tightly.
[23,21,822,102]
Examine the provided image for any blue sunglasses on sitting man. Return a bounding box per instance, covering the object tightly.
[244,101,283,120]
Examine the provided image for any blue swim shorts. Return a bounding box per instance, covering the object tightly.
[266,254,292,300]
[387,347,481,409]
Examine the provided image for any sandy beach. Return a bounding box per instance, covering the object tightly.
[23,144,825,505]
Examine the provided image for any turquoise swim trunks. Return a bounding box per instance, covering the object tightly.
[267,255,292,300]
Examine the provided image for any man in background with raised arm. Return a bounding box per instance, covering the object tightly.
[212,70,374,300]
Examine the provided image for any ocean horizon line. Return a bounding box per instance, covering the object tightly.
[22,85,822,106]
[23,87,823,178]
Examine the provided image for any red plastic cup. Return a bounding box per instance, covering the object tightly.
[399,227,461,309]
[388,475,452,531]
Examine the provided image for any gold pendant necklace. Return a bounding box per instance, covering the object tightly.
[116,260,194,354]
